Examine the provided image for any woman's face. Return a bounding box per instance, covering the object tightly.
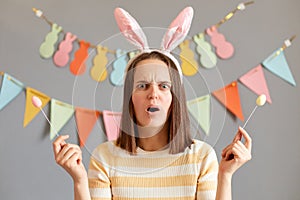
[131,59,172,129]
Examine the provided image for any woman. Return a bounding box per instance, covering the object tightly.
[53,7,251,200]
[53,51,251,200]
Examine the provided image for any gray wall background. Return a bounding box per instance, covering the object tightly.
[1,0,300,199]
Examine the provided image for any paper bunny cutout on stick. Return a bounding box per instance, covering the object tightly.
[114,7,194,81]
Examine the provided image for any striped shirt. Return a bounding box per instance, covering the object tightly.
[88,139,218,200]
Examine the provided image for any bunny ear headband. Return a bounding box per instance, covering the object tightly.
[114,6,194,81]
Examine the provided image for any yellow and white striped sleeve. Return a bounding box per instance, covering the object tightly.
[88,144,112,200]
[196,145,219,200]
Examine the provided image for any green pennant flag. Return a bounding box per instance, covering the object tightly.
[50,99,74,140]
[187,94,210,135]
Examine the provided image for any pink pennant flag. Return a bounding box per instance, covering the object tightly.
[102,110,122,141]
[239,64,272,104]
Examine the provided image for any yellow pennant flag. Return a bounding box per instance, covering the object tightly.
[23,87,51,127]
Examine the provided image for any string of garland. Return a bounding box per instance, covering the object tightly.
[32,1,255,85]
[0,34,296,146]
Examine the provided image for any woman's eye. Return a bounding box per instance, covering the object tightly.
[160,83,171,90]
[137,83,147,89]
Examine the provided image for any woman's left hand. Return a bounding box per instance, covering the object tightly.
[219,126,252,178]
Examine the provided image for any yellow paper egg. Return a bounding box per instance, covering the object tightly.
[256,94,267,106]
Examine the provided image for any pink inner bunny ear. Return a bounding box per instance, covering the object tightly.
[161,7,194,52]
[114,8,149,50]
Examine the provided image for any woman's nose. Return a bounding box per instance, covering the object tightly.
[148,84,158,99]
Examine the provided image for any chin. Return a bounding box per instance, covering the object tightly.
[145,118,167,128]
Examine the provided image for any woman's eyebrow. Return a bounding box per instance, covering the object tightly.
[135,80,172,84]
[135,80,149,84]
[158,81,172,84]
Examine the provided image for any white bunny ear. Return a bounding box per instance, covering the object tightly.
[161,7,194,52]
[114,8,149,50]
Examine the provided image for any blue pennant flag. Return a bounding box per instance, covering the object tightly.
[0,73,24,110]
[262,49,296,86]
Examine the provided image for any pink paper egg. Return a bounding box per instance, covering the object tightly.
[32,96,42,108]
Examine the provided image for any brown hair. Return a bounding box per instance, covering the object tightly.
[115,51,192,154]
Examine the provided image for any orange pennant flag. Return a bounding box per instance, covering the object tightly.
[23,87,51,127]
[75,107,100,148]
[212,81,244,121]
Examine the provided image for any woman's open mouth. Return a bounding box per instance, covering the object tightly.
[146,106,160,113]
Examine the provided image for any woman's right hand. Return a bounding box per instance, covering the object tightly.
[52,135,88,184]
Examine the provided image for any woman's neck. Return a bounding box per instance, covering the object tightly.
[137,123,169,151]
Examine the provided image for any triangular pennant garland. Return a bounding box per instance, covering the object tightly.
[1,6,299,147]
[75,107,100,147]
[239,64,272,104]
[24,87,51,127]
[0,73,24,111]
[102,110,122,141]
[212,81,244,121]
[187,95,210,135]
[50,99,75,140]
[262,50,296,86]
